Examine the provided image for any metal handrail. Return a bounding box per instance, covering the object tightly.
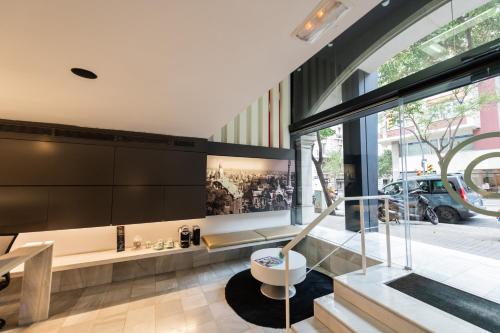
[283,194,392,332]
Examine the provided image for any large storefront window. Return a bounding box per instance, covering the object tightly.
[378,1,500,87]
[295,73,500,274]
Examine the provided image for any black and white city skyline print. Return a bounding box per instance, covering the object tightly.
[206,156,295,215]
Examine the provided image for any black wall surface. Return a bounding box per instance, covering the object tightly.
[0,123,294,233]
[0,125,208,233]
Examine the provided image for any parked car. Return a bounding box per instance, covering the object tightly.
[380,174,484,223]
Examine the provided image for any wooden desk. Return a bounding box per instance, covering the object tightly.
[0,241,53,326]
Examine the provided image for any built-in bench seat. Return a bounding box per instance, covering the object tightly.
[202,225,302,251]
[10,244,206,278]
[6,225,302,294]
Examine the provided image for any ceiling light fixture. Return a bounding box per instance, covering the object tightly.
[293,0,349,43]
[71,68,98,79]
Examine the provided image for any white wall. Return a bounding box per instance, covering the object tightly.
[13,211,290,257]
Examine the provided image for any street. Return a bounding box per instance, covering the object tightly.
[321,205,500,261]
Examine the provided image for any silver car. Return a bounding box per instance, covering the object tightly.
[381,174,484,223]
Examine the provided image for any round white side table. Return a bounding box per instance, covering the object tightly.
[250,247,306,300]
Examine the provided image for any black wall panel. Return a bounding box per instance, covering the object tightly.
[0,187,48,233]
[112,186,164,225]
[114,147,168,185]
[0,139,53,185]
[0,139,114,185]
[164,151,205,185]
[47,187,112,230]
[114,147,205,185]
[164,186,205,221]
[51,142,114,185]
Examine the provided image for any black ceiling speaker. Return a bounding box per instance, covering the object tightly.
[71,67,98,79]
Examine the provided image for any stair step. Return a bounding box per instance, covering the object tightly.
[334,266,489,333]
[291,317,332,333]
[314,294,394,333]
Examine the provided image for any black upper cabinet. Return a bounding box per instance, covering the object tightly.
[51,143,114,185]
[112,186,164,225]
[47,187,112,230]
[166,150,206,186]
[0,139,53,185]
[164,186,206,221]
[114,147,205,185]
[0,187,48,233]
[0,139,114,185]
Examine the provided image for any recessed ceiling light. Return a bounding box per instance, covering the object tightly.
[381,0,390,7]
[71,68,98,79]
[293,0,349,43]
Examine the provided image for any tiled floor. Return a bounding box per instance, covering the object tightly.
[1,259,285,333]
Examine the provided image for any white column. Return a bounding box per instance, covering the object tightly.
[258,95,269,147]
[238,110,248,145]
[226,119,235,144]
[269,86,280,148]
[280,77,291,149]
[297,134,316,224]
[249,101,259,146]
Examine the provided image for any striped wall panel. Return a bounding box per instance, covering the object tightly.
[209,75,291,149]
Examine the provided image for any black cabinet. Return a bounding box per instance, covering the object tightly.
[0,187,48,233]
[0,139,114,185]
[47,187,112,230]
[164,186,206,221]
[0,139,53,185]
[51,143,114,185]
[112,186,164,225]
[165,151,206,185]
[114,147,206,185]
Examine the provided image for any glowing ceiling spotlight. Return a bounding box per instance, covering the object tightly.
[293,0,349,43]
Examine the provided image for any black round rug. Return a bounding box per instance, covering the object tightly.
[225,269,333,328]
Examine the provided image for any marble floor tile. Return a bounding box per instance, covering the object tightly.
[187,320,220,333]
[209,300,235,320]
[156,313,187,333]
[5,259,292,333]
[155,276,178,293]
[124,304,155,328]
[183,305,214,328]
[204,287,225,303]
[215,313,251,333]
[62,309,98,327]
[130,276,156,299]
[181,292,208,311]
[155,298,183,319]
[91,314,126,333]
[59,321,93,333]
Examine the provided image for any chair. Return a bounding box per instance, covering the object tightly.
[0,233,18,330]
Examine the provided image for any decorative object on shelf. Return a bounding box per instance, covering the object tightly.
[132,235,143,249]
[153,239,164,250]
[145,241,152,249]
[116,226,125,252]
[192,225,200,245]
[179,225,190,248]
[165,238,174,249]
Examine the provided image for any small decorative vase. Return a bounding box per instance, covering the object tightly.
[133,236,143,249]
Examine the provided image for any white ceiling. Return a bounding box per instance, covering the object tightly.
[0,0,378,138]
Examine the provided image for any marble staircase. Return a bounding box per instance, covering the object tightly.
[292,265,489,333]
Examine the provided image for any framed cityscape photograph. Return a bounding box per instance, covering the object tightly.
[206,156,295,215]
